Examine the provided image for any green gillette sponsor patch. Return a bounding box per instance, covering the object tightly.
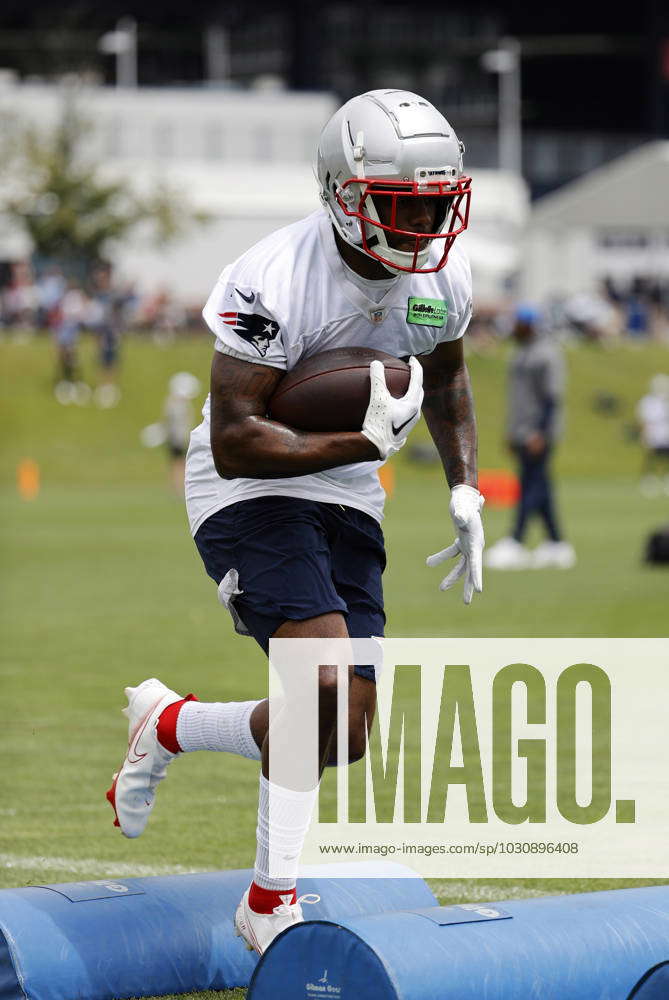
[406,297,448,327]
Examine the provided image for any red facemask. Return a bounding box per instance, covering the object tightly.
[335,175,472,273]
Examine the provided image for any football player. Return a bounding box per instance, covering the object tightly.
[107,89,484,954]
[485,305,575,570]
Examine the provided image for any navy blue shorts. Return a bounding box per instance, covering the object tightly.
[193,496,386,681]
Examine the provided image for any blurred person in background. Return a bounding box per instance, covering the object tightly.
[625,278,651,339]
[136,286,185,342]
[3,261,38,331]
[486,304,576,570]
[637,374,669,497]
[36,266,65,331]
[89,264,123,408]
[53,279,90,405]
[163,372,201,494]
[139,372,202,494]
[564,288,617,342]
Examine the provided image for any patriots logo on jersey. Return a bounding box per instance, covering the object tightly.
[218,312,280,357]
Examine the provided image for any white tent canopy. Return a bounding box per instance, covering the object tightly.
[523,142,669,301]
[531,142,669,230]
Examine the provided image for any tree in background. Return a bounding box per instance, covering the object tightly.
[0,97,206,278]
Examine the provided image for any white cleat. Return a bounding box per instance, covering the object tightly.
[106,677,184,838]
[484,536,531,570]
[234,888,321,955]
[531,540,577,569]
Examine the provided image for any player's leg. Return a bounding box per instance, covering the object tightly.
[485,446,533,569]
[512,445,534,542]
[106,678,266,836]
[532,449,576,568]
[323,672,376,765]
[106,504,262,837]
[237,610,362,954]
[156,681,263,759]
[164,499,353,762]
[107,676,266,836]
[112,500,279,777]
[320,502,384,767]
[233,504,372,932]
[243,671,375,768]
[234,504,383,952]
[106,498,351,839]
[535,448,562,542]
[156,607,369,771]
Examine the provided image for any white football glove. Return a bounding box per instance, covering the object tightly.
[426,484,485,605]
[362,357,424,460]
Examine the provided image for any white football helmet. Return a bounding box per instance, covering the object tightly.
[316,89,471,274]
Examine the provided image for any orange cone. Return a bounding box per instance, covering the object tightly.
[18,459,40,501]
[477,469,519,508]
[378,462,395,498]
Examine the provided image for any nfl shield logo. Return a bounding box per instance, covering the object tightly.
[370,308,385,324]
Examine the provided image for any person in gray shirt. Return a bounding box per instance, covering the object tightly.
[486,305,576,569]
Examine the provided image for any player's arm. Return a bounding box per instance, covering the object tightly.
[210,352,379,479]
[419,337,477,488]
[420,337,484,605]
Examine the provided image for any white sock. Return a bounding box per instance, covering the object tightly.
[253,773,319,891]
[176,700,262,760]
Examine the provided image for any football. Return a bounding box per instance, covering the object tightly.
[268,347,411,432]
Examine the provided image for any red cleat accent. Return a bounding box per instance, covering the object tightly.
[106,773,121,827]
[248,881,297,914]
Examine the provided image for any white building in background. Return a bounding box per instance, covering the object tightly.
[0,81,336,299]
[522,142,669,303]
[0,80,527,305]
[458,169,529,305]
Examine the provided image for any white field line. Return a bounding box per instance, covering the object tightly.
[0,853,205,878]
[0,855,565,900]
[432,881,566,902]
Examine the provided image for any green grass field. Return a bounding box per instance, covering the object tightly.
[1,332,669,999]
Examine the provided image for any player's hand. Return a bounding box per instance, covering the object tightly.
[426,484,485,605]
[362,357,424,460]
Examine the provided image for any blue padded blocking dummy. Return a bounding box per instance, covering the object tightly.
[628,962,669,999]
[0,863,435,1000]
[248,885,669,1000]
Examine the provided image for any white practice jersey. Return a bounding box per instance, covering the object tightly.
[186,209,472,534]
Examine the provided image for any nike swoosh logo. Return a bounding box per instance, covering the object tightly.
[392,412,417,435]
[126,705,158,764]
[235,288,255,303]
